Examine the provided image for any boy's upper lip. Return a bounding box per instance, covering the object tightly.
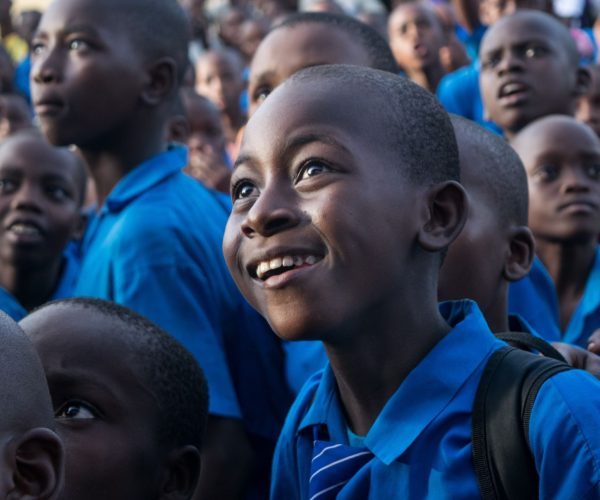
[33,92,65,115]
[3,216,45,235]
[557,197,600,211]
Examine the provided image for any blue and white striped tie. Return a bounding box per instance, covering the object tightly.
[308,437,372,500]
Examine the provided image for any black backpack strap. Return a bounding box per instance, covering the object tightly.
[494,331,566,362]
[472,346,571,500]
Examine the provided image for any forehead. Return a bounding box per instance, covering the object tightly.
[0,137,77,175]
[251,24,370,81]
[481,17,561,53]
[390,5,437,26]
[197,53,238,73]
[188,101,222,128]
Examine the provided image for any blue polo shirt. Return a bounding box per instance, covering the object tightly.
[0,287,26,320]
[509,251,600,347]
[271,300,600,499]
[73,146,292,433]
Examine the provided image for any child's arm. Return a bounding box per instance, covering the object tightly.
[553,342,600,379]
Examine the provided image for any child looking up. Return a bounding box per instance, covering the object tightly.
[479,10,589,139]
[388,2,447,92]
[224,64,600,499]
[0,312,63,500]
[0,131,85,319]
[576,63,600,138]
[31,0,292,496]
[511,115,600,347]
[21,298,208,500]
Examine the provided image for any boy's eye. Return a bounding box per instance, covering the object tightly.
[523,44,548,59]
[46,185,71,202]
[0,178,18,193]
[481,52,501,70]
[534,164,559,182]
[252,86,271,104]
[68,39,89,51]
[297,160,329,182]
[232,179,258,201]
[56,401,97,420]
[586,164,600,179]
[31,41,46,56]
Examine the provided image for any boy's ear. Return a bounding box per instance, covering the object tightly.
[9,428,64,500]
[418,180,468,252]
[502,225,535,282]
[142,57,178,107]
[159,445,201,500]
[574,65,592,98]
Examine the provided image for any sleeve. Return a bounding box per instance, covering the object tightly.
[529,370,600,499]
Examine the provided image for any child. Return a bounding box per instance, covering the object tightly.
[223,64,600,498]
[479,10,589,139]
[20,298,208,500]
[510,115,600,348]
[0,131,86,320]
[388,2,447,92]
[0,311,63,499]
[194,49,246,156]
[576,63,600,138]
[30,0,292,497]
[248,12,398,115]
[0,93,33,139]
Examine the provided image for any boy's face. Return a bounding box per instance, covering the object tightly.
[223,79,423,342]
[480,17,577,135]
[0,136,82,269]
[388,4,444,72]
[247,24,371,116]
[30,0,147,147]
[576,69,600,138]
[21,306,165,500]
[195,53,243,114]
[0,96,31,139]
[187,98,227,156]
[515,119,600,242]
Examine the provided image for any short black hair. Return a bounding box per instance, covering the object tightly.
[115,0,190,84]
[288,64,459,185]
[272,12,399,74]
[451,116,528,226]
[35,298,209,451]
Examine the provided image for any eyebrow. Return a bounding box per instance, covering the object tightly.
[233,132,351,172]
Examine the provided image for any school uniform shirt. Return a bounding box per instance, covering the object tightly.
[74,146,292,438]
[509,251,600,347]
[271,300,600,499]
[0,287,26,320]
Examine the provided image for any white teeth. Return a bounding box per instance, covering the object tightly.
[10,223,40,236]
[255,254,322,279]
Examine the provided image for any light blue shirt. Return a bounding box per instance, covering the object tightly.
[509,250,600,347]
[73,146,292,430]
[271,300,600,499]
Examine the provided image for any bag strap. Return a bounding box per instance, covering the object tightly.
[472,346,571,500]
[494,331,566,362]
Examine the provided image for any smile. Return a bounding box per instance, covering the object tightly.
[254,254,323,281]
[8,222,42,236]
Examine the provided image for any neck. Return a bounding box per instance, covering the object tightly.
[536,237,597,297]
[325,288,449,436]
[79,120,166,208]
[406,63,445,93]
[483,285,510,333]
[0,259,63,311]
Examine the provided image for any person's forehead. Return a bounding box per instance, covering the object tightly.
[0,138,76,175]
[481,18,560,52]
[390,4,434,25]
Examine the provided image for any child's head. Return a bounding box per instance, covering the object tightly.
[238,18,268,63]
[31,0,189,148]
[0,94,32,139]
[247,12,398,116]
[223,65,466,342]
[576,64,600,138]
[0,311,63,499]
[479,10,588,138]
[387,2,445,74]
[194,49,244,116]
[0,131,86,271]
[20,298,209,500]
[512,115,600,244]
[439,116,533,329]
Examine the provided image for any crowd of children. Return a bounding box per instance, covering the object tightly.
[0,0,600,497]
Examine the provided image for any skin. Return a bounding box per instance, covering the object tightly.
[21,305,199,500]
[30,0,171,207]
[576,65,600,138]
[0,94,33,139]
[479,12,587,139]
[388,3,446,92]
[512,116,600,331]
[0,134,84,311]
[223,76,466,434]
[247,24,372,116]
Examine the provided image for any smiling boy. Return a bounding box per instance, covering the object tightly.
[479,10,589,139]
[224,65,600,498]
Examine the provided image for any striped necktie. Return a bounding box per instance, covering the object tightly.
[308,436,373,500]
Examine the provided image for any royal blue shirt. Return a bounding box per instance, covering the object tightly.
[271,300,600,499]
[0,287,26,320]
[509,251,600,347]
[73,146,292,433]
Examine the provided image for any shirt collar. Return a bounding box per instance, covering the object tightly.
[299,300,502,465]
[103,145,188,213]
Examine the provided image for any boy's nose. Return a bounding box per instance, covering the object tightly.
[497,50,524,75]
[10,184,43,212]
[562,167,593,193]
[241,186,302,238]
[31,49,62,85]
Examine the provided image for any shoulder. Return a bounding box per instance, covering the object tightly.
[529,370,600,498]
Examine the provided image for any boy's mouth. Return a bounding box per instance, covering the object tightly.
[251,253,324,281]
[498,81,530,106]
[5,221,44,243]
